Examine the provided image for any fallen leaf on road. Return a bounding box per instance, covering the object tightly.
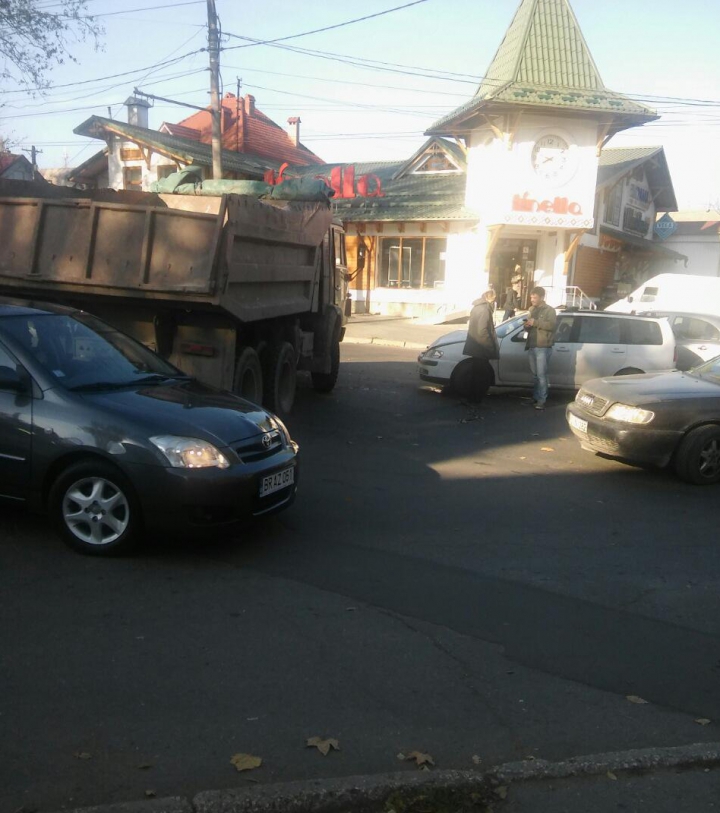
[306,737,340,756]
[626,695,648,705]
[607,771,618,781]
[73,752,92,760]
[402,751,435,768]
[145,790,156,798]
[695,718,712,726]
[230,753,262,772]
[540,447,555,452]
[472,755,482,765]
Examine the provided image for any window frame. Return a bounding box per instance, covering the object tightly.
[378,236,447,290]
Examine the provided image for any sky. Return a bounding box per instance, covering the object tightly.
[1,0,719,210]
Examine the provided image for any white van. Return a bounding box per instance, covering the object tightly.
[606,274,720,315]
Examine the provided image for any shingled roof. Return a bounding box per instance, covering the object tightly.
[428,0,657,137]
[74,116,282,178]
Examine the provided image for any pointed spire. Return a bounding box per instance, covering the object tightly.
[427,0,656,137]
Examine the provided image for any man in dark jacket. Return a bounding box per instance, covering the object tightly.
[462,289,499,403]
[524,286,557,410]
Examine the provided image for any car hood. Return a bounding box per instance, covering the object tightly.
[426,329,468,349]
[75,379,276,446]
[583,370,720,403]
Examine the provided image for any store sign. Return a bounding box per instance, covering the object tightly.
[512,193,583,215]
[654,213,677,241]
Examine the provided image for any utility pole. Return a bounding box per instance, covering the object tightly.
[23,145,42,175]
[207,0,223,179]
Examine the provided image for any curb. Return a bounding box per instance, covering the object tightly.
[51,741,720,813]
[343,336,429,350]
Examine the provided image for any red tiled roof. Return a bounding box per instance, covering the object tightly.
[174,93,324,167]
[159,122,202,141]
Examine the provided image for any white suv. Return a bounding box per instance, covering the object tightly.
[418,310,677,396]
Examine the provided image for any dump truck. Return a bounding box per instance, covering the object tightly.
[0,178,347,415]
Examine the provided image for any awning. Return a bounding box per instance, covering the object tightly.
[600,226,687,262]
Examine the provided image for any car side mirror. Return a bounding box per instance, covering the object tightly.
[0,364,28,392]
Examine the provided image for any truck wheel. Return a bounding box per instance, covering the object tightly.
[234,346,263,404]
[49,460,142,556]
[311,340,340,393]
[263,341,296,416]
[674,425,720,485]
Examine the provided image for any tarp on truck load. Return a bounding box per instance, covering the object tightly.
[149,171,333,203]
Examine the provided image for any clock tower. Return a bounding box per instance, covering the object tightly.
[426,0,658,303]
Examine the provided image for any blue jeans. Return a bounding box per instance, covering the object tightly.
[528,347,552,405]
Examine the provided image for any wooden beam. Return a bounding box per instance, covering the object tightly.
[596,122,613,156]
[419,222,427,233]
[480,114,504,141]
[507,111,524,150]
[398,222,405,233]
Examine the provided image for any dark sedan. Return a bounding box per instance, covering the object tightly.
[0,300,298,555]
[566,356,720,484]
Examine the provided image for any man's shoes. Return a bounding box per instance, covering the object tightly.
[534,402,545,410]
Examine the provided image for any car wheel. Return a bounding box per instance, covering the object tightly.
[263,341,297,416]
[449,358,476,398]
[674,425,720,485]
[234,346,263,404]
[49,460,143,555]
[615,368,644,376]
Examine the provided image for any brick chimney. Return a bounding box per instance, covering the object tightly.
[287,116,301,146]
[244,95,255,116]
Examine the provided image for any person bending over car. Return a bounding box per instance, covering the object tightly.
[462,289,500,403]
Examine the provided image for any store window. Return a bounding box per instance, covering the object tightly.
[379,237,446,289]
[605,182,623,227]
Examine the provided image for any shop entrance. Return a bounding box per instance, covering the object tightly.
[490,238,537,310]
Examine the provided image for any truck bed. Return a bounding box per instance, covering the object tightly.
[0,181,333,323]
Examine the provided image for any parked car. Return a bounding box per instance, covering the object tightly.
[418,310,676,396]
[0,299,299,556]
[566,357,720,484]
[635,311,720,371]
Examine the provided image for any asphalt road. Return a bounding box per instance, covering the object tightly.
[3,343,719,812]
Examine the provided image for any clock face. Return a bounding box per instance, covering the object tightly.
[531,134,577,186]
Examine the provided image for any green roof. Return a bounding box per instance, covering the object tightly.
[598,146,677,211]
[74,116,281,177]
[428,0,657,135]
[295,160,476,222]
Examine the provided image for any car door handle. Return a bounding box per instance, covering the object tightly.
[610,348,625,353]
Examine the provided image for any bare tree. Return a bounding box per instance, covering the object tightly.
[0,0,103,91]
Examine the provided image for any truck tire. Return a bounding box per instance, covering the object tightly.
[234,346,263,405]
[49,460,142,556]
[263,341,297,416]
[311,339,340,393]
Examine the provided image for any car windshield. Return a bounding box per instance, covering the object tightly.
[0,312,185,390]
[687,355,720,384]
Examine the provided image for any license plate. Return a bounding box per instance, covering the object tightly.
[259,466,295,497]
[569,413,588,434]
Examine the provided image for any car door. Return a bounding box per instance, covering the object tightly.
[0,341,33,500]
[548,314,577,386]
[670,315,720,369]
[572,315,627,385]
[495,323,533,384]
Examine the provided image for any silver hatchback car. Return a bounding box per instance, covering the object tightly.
[418,310,677,396]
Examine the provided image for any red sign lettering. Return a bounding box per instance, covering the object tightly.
[319,166,384,199]
[512,193,582,216]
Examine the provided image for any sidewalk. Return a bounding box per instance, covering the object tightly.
[343,313,464,351]
[53,741,720,813]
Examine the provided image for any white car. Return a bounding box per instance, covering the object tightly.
[418,310,677,396]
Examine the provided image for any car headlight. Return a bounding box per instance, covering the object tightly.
[270,415,291,445]
[605,403,655,424]
[424,347,444,359]
[150,435,230,469]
